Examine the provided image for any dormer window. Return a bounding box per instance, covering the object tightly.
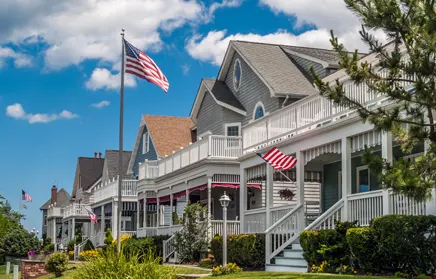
[142,132,150,154]
[233,59,242,91]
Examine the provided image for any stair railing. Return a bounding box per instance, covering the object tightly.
[162,226,184,263]
[305,198,344,231]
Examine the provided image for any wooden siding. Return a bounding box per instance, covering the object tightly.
[288,54,327,80]
[197,91,243,136]
[225,52,282,126]
[132,125,159,177]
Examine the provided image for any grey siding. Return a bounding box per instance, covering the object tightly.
[225,53,282,126]
[42,210,47,237]
[197,91,243,136]
[132,125,158,177]
[289,54,327,80]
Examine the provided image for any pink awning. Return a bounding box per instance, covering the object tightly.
[212,183,240,189]
[188,184,207,193]
[146,198,157,204]
[248,183,262,190]
[159,195,170,203]
[173,191,186,200]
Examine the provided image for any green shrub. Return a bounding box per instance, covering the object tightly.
[75,232,83,244]
[212,263,242,276]
[82,239,95,252]
[149,235,170,257]
[71,247,177,279]
[211,234,265,269]
[104,228,113,246]
[43,236,52,247]
[123,237,155,258]
[346,227,378,271]
[199,257,214,268]
[67,240,76,252]
[0,228,39,257]
[44,243,55,252]
[45,252,69,277]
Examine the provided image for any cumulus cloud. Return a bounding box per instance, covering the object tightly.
[0,47,32,68]
[5,103,78,124]
[209,0,243,17]
[91,100,111,109]
[85,68,136,91]
[181,64,190,76]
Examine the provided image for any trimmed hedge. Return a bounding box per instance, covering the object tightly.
[346,227,378,271]
[211,234,265,269]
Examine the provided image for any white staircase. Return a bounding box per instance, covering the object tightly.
[266,241,307,272]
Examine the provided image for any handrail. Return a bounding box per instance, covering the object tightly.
[305,198,344,231]
[347,190,383,200]
[265,204,303,234]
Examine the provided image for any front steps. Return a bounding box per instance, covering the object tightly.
[265,242,308,272]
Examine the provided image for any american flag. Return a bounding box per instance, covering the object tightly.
[124,39,169,92]
[257,147,297,171]
[22,190,32,202]
[85,208,98,225]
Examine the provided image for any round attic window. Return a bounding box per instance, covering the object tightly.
[233,59,242,91]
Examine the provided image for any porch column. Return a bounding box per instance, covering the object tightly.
[296,150,305,228]
[112,201,118,239]
[341,137,352,221]
[156,197,160,227]
[90,214,94,237]
[101,205,105,245]
[143,199,147,228]
[170,191,174,227]
[239,168,246,233]
[207,176,212,240]
[381,132,393,215]
[71,218,75,240]
[136,200,140,231]
[266,164,274,228]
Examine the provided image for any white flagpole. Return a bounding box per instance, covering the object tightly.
[117,28,126,253]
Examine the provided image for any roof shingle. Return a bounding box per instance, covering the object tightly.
[78,157,104,191]
[40,188,71,210]
[203,78,246,112]
[104,150,132,179]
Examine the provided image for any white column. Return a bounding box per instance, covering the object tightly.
[156,197,160,227]
[112,202,118,239]
[143,198,147,228]
[207,176,212,240]
[90,213,95,237]
[341,137,352,221]
[53,219,57,251]
[381,131,393,215]
[239,168,246,233]
[296,151,305,229]
[136,200,140,231]
[71,218,75,240]
[170,191,173,227]
[266,164,274,228]
[101,205,105,244]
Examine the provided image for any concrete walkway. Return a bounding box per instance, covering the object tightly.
[165,264,212,278]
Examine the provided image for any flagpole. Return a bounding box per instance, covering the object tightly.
[117,28,126,254]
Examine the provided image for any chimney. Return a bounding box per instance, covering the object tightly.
[99,152,102,158]
[51,185,58,205]
[94,152,97,158]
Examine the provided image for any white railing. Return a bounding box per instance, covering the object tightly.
[93,178,137,203]
[47,206,63,218]
[265,204,304,264]
[63,203,91,219]
[210,220,240,237]
[157,225,183,236]
[270,204,295,224]
[138,135,242,180]
[307,198,344,230]
[163,233,178,263]
[389,192,426,215]
[120,231,136,237]
[348,190,383,226]
[145,227,158,237]
[244,208,267,233]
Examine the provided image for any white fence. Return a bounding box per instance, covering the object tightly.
[63,203,91,218]
[138,135,242,180]
[93,178,137,203]
[244,208,267,233]
[210,220,240,237]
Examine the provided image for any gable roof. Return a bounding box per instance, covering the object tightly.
[71,157,104,196]
[104,150,132,180]
[190,78,246,120]
[39,188,71,210]
[127,115,194,174]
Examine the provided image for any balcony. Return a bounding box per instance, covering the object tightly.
[93,178,137,203]
[138,135,242,180]
[63,203,91,219]
[47,206,63,218]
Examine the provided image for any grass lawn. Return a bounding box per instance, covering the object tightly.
[0,265,20,279]
[219,272,396,279]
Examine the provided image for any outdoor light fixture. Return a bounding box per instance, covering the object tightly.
[219,191,231,267]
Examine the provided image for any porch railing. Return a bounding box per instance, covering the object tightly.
[47,206,63,218]
[210,220,240,237]
[270,204,295,224]
[63,203,91,219]
[348,190,383,226]
[120,231,136,237]
[244,208,267,233]
[389,192,426,215]
[138,135,242,180]
[163,233,178,263]
[93,178,137,203]
[265,204,304,264]
[307,198,344,231]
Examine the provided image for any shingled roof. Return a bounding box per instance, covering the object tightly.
[143,115,194,157]
[203,78,246,112]
[104,150,132,180]
[40,188,71,210]
[71,156,104,197]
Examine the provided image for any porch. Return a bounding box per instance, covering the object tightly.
[93,178,137,204]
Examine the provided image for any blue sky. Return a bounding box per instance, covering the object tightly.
[0,0,367,234]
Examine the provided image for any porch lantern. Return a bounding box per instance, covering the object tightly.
[219,192,231,267]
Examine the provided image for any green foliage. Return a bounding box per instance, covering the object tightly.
[148,235,170,257]
[75,232,82,244]
[42,236,52,247]
[67,240,76,252]
[0,195,23,264]
[71,246,177,279]
[104,228,113,246]
[44,243,55,252]
[82,239,95,252]
[212,263,242,276]
[211,234,265,269]
[199,257,215,268]
[300,221,356,269]
[312,0,436,201]
[45,252,69,277]
[123,237,155,259]
[0,227,39,257]
[173,202,208,263]
[346,227,378,271]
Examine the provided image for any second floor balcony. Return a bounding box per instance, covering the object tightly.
[47,205,63,218]
[93,178,137,203]
[63,203,91,219]
[138,135,242,180]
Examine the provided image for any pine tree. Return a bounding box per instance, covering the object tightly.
[312,0,436,201]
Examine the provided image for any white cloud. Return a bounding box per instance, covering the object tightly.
[209,0,243,17]
[181,64,190,76]
[85,68,136,91]
[0,47,32,68]
[5,103,78,124]
[91,100,111,109]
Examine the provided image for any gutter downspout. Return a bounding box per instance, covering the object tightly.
[282,95,290,108]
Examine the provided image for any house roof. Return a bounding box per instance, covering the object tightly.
[71,157,105,197]
[203,78,246,112]
[40,188,71,210]
[104,150,132,179]
[143,115,194,157]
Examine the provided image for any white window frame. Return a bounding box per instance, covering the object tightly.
[142,132,150,154]
[224,122,241,137]
[252,101,266,120]
[356,165,370,193]
[233,58,242,92]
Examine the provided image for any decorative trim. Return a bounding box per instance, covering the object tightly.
[351,129,382,153]
[304,141,342,165]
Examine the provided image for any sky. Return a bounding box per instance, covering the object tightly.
[0,0,380,234]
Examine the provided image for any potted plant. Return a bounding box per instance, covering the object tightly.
[27,250,36,260]
[278,188,295,201]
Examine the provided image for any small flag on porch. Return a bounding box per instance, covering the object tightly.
[124,39,169,92]
[22,190,33,202]
[257,147,297,171]
[85,208,98,225]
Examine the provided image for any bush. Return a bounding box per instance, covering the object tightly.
[67,240,76,252]
[43,236,52,247]
[199,257,214,268]
[78,250,98,261]
[211,234,265,269]
[0,228,39,257]
[346,227,378,271]
[149,235,170,257]
[82,239,95,252]
[123,237,155,259]
[44,243,55,252]
[104,228,113,246]
[45,252,69,277]
[71,247,177,279]
[212,263,242,276]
